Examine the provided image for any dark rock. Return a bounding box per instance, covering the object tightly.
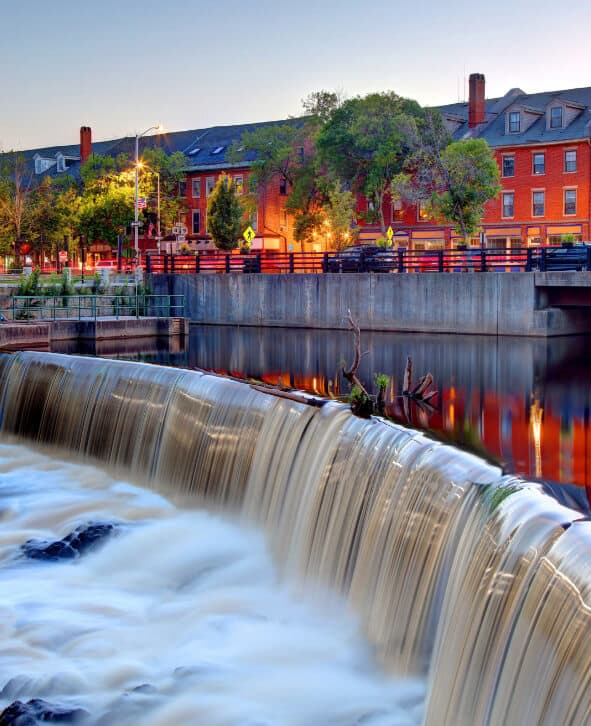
[21,523,117,562]
[0,698,88,724]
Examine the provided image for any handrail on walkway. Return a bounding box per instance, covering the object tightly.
[7,294,185,322]
[144,245,591,275]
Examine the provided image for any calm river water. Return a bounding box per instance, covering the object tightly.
[55,326,591,495]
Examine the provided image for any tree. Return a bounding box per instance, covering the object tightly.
[207,174,244,250]
[141,148,187,234]
[396,138,501,243]
[0,152,36,256]
[316,92,425,233]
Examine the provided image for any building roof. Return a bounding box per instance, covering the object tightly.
[1,117,304,182]
[438,85,591,147]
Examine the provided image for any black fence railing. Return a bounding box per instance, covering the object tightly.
[145,245,591,276]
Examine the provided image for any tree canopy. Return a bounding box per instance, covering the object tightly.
[206,174,244,250]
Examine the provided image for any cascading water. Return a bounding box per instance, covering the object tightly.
[0,351,590,725]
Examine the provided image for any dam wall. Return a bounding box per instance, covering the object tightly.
[150,272,591,336]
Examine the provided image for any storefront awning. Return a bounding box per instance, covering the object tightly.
[485,227,521,237]
[546,224,582,235]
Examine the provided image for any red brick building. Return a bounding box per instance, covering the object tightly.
[386,74,591,251]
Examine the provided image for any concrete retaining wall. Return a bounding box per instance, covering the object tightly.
[0,318,189,350]
[150,273,591,337]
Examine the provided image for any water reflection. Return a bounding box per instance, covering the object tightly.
[59,326,591,493]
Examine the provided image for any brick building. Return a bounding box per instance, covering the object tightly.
[388,74,591,251]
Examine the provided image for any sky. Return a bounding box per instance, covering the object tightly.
[1,0,590,151]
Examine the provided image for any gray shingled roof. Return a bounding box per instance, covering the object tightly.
[438,85,591,147]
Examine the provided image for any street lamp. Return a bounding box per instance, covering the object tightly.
[134,124,163,265]
[137,162,161,253]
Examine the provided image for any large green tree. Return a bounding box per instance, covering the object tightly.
[206,174,244,250]
[394,137,501,243]
[316,92,426,233]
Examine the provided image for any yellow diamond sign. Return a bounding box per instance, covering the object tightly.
[243,226,256,244]
[386,226,394,242]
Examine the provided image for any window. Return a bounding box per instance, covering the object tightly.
[532,191,545,217]
[417,201,428,221]
[178,181,187,198]
[532,153,545,175]
[206,176,215,196]
[392,199,403,221]
[279,178,288,196]
[509,112,521,133]
[502,155,515,177]
[192,210,201,234]
[191,179,201,198]
[211,146,224,155]
[188,147,201,156]
[565,150,577,173]
[280,209,288,229]
[564,189,577,215]
[234,175,244,195]
[550,107,563,129]
[56,156,66,172]
[502,192,514,218]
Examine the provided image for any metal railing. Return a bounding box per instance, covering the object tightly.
[145,246,591,275]
[7,294,185,321]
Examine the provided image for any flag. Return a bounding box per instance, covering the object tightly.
[137,197,147,210]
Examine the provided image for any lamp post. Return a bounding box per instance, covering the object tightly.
[134,125,163,265]
[136,162,161,253]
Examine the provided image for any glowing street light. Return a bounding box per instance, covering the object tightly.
[136,162,161,252]
[134,125,163,264]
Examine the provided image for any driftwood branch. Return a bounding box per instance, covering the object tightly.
[342,310,369,396]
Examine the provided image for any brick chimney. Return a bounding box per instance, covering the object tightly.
[468,73,486,128]
[80,126,92,163]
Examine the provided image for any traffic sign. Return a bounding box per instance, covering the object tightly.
[172,224,188,236]
[243,225,256,244]
[58,250,68,263]
[387,226,394,242]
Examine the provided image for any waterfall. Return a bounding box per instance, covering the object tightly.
[1,350,590,725]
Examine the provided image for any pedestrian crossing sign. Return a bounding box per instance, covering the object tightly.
[243,226,256,244]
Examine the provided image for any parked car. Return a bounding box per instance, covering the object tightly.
[327,245,396,273]
[532,243,591,271]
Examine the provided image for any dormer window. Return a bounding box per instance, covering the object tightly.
[550,107,563,129]
[508,112,521,133]
[56,155,66,172]
[211,146,224,155]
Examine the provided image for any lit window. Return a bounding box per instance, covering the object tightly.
[532,191,545,217]
[392,199,403,221]
[192,210,201,234]
[532,153,545,175]
[565,150,577,173]
[550,107,563,129]
[502,192,514,218]
[212,146,224,155]
[191,179,201,198]
[234,175,244,195]
[564,189,577,215]
[502,156,515,177]
[417,201,428,221]
[206,177,215,196]
[509,112,521,133]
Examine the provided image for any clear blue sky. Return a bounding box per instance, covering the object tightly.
[1,0,589,151]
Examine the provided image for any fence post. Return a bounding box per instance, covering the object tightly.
[525,248,533,272]
[146,256,151,274]
[480,249,487,272]
[170,255,175,274]
[437,249,444,273]
[195,255,200,274]
[256,254,262,273]
[397,249,404,273]
[164,255,169,274]
[586,247,591,271]
[540,247,547,272]
[289,253,295,273]
[322,253,328,273]
[225,254,231,273]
